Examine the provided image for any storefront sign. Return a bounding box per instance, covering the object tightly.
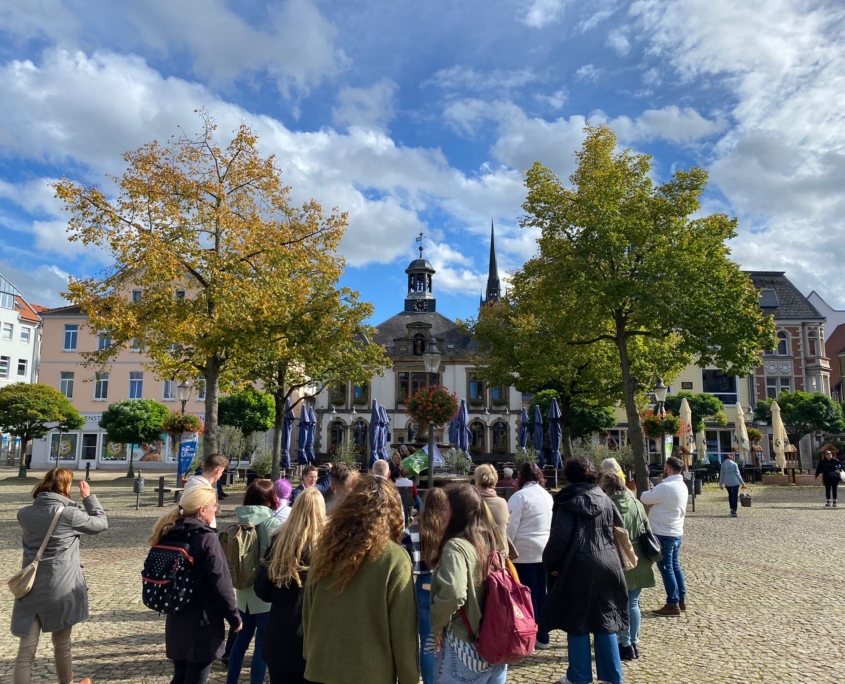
[81,414,102,424]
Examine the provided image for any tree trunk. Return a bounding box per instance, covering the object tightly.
[617,331,649,495]
[18,435,30,477]
[204,355,221,458]
[559,394,574,461]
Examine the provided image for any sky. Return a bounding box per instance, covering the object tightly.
[0,0,844,324]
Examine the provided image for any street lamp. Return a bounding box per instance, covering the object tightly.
[177,380,193,415]
[423,337,442,489]
[654,378,668,464]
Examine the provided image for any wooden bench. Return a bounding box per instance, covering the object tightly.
[154,476,185,507]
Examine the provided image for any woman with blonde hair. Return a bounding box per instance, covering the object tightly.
[13,468,107,684]
[149,485,241,684]
[303,475,419,684]
[254,488,326,684]
[601,457,626,483]
[401,487,449,684]
[474,463,509,554]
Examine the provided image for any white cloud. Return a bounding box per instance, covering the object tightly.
[574,64,603,82]
[520,0,568,28]
[127,0,348,100]
[0,260,69,308]
[599,105,728,145]
[426,65,539,91]
[0,0,78,44]
[535,88,568,110]
[332,78,398,130]
[606,29,631,56]
[442,98,489,135]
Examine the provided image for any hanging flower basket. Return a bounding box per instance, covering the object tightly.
[747,428,763,443]
[162,412,204,438]
[405,385,459,429]
[641,410,682,439]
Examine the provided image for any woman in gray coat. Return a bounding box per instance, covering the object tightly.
[12,468,108,684]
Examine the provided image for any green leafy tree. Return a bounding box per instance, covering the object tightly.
[218,388,275,449]
[754,392,845,460]
[0,383,85,477]
[99,399,170,477]
[520,125,775,492]
[527,389,617,452]
[664,392,726,434]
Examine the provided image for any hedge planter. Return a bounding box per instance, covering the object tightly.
[794,474,821,486]
[761,474,789,486]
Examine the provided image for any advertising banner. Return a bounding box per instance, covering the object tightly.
[178,432,199,479]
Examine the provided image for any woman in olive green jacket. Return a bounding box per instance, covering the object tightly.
[600,472,655,662]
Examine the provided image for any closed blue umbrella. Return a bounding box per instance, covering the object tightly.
[306,406,318,463]
[448,417,459,446]
[296,407,309,465]
[280,399,294,469]
[518,407,529,450]
[368,400,380,468]
[456,399,471,452]
[533,405,545,467]
[378,405,390,460]
[548,398,563,469]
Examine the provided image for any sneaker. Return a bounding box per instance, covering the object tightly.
[652,604,682,617]
[535,641,552,650]
[619,643,636,661]
[834,501,838,508]
[679,600,687,611]
[730,511,738,517]
[826,501,831,507]
[632,643,640,659]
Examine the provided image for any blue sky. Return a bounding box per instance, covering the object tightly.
[1,0,844,325]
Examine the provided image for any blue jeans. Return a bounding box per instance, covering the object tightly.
[435,636,507,684]
[566,632,623,684]
[616,588,642,647]
[655,535,686,606]
[726,485,739,513]
[226,608,269,684]
[417,574,434,684]
[515,562,549,644]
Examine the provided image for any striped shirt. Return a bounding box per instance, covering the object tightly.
[401,523,430,576]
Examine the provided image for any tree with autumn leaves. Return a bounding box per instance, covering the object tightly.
[56,112,388,464]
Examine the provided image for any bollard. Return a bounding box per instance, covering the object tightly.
[133,470,145,510]
[85,462,91,482]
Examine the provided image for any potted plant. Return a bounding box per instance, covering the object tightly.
[469,398,485,408]
[747,427,763,443]
[641,410,682,439]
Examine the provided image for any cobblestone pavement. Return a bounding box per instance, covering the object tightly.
[1,470,844,684]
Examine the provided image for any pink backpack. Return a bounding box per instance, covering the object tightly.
[460,551,537,665]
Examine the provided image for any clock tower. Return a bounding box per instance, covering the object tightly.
[404,243,437,314]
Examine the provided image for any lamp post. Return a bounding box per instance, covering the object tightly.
[423,337,442,489]
[175,381,193,484]
[654,378,668,465]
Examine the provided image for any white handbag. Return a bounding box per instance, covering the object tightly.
[7,506,66,599]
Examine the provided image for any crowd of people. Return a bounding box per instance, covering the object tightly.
[11,449,697,684]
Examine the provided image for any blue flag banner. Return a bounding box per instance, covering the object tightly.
[178,432,199,478]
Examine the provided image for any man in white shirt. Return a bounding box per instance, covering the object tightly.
[640,456,688,617]
[183,453,229,529]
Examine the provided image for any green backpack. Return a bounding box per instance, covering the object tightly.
[218,523,260,590]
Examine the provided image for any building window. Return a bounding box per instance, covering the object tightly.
[412,333,427,356]
[808,329,818,357]
[0,356,9,379]
[0,292,14,309]
[469,421,486,453]
[195,379,206,401]
[60,371,74,398]
[491,385,509,407]
[17,359,27,376]
[175,290,186,299]
[330,420,346,447]
[130,337,142,352]
[766,376,791,400]
[1,323,12,340]
[81,434,98,461]
[97,331,111,351]
[163,380,176,401]
[20,327,31,344]
[330,383,346,407]
[94,372,109,400]
[468,375,486,407]
[132,289,142,302]
[64,324,78,351]
[352,384,369,406]
[701,369,737,405]
[492,421,508,453]
[776,331,788,356]
[397,372,439,402]
[129,371,143,399]
[352,420,368,449]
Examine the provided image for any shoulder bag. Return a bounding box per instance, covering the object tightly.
[633,499,663,563]
[8,505,66,599]
[612,525,638,571]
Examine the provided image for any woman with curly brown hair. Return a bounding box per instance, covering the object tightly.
[302,475,419,684]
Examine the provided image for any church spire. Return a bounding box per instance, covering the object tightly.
[481,219,501,309]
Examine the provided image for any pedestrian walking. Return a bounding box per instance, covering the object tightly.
[12,468,108,684]
[640,456,688,616]
[541,457,628,684]
[273,478,293,524]
[303,475,419,684]
[815,449,843,507]
[254,488,327,684]
[506,462,554,648]
[599,472,655,661]
[430,484,506,684]
[226,479,282,684]
[474,464,510,555]
[184,453,230,527]
[719,453,747,517]
[148,484,241,684]
[401,487,449,684]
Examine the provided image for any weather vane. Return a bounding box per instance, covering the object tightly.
[416,231,424,258]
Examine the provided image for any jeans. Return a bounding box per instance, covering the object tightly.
[226,608,270,684]
[566,632,623,684]
[515,561,549,644]
[726,485,740,513]
[616,588,642,647]
[14,618,73,684]
[435,636,507,684]
[655,535,686,606]
[825,479,839,501]
[172,660,214,684]
[417,573,434,684]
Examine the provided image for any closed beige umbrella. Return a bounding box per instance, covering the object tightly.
[733,403,750,463]
[695,430,708,464]
[679,398,695,467]
[771,401,789,470]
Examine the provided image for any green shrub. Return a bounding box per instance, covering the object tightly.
[250,447,274,478]
[444,449,472,474]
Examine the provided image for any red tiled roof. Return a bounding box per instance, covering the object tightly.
[30,304,49,313]
[14,296,42,324]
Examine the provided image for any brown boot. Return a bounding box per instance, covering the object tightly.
[652,604,682,617]
[679,601,687,611]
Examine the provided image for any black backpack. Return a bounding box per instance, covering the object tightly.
[142,541,197,614]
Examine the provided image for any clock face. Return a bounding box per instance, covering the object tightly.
[414,299,427,312]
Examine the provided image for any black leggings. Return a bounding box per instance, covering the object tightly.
[825,479,839,501]
[171,660,213,684]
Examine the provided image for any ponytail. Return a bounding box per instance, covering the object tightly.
[148,506,181,546]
